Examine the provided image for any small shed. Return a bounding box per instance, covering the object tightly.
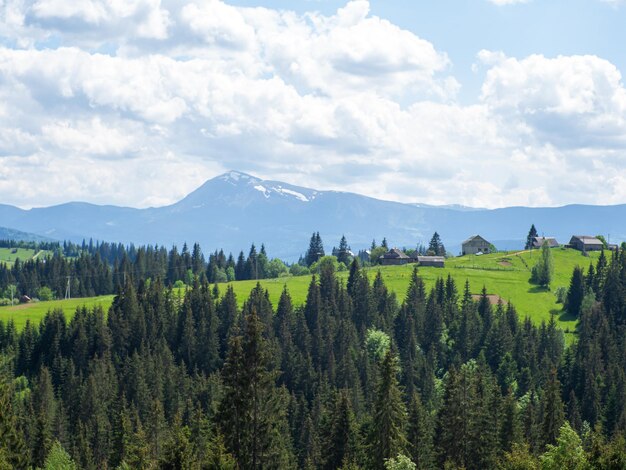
[19,295,31,304]
[462,235,492,255]
[568,235,604,252]
[532,237,559,248]
[380,248,411,265]
[415,256,445,268]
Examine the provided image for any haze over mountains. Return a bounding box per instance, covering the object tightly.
[1,171,625,260]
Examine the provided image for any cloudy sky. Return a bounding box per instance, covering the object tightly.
[0,0,625,209]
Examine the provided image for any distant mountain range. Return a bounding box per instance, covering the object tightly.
[1,171,625,260]
[0,226,55,243]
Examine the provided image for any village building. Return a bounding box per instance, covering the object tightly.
[380,248,411,265]
[568,235,604,252]
[414,255,445,268]
[461,235,492,255]
[532,237,559,248]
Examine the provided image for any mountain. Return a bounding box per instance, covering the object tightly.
[0,170,625,259]
[0,226,56,243]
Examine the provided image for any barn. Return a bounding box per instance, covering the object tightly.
[380,248,411,265]
[568,235,604,252]
[461,235,492,255]
[532,237,559,248]
[415,256,445,268]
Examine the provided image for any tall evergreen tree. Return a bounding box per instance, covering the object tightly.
[370,350,408,469]
[427,232,445,257]
[525,224,538,250]
[305,233,325,267]
[565,266,585,317]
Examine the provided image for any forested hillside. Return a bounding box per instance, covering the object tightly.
[1,249,625,469]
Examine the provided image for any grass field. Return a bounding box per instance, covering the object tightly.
[0,247,39,267]
[0,248,599,339]
[0,296,115,330]
[223,248,600,341]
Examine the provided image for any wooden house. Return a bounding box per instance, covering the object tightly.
[532,237,559,248]
[380,248,411,265]
[415,255,445,268]
[461,235,491,255]
[568,235,604,252]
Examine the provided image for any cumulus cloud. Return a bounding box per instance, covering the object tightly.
[480,52,626,149]
[0,0,624,209]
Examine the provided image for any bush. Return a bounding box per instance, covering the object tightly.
[366,328,391,362]
[554,287,567,304]
[289,264,310,276]
[36,286,55,301]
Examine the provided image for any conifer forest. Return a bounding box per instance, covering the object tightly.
[1,245,625,469]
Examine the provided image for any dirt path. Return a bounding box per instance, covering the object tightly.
[32,250,45,260]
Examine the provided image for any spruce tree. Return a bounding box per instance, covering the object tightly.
[407,392,435,470]
[565,266,585,317]
[525,224,538,250]
[370,350,408,469]
[541,369,565,448]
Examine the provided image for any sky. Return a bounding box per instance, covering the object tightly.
[0,0,625,209]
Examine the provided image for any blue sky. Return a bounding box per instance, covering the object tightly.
[0,0,625,209]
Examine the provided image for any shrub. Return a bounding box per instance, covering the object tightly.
[36,286,54,301]
[554,287,567,304]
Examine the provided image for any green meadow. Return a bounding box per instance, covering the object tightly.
[0,296,116,330]
[0,248,599,341]
[0,247,43,267]
[224,248,599,340]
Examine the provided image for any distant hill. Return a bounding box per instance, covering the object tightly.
[0,226,56,243]
[0,171,625,259]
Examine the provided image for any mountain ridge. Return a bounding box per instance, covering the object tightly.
[1,171,625,259]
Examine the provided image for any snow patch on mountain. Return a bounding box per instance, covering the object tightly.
[253,185,270,198]
[274,187,309,202]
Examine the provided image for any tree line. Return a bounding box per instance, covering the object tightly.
[0,248,624,468]
[0,240,293,301]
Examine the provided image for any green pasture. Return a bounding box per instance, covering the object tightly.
[0,248,599,341]
[224,248,600,341]
[0,296,115,330]
[0,247,38,267]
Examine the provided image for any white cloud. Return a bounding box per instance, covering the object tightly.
[480,52,626,149]
[0,1,624,210]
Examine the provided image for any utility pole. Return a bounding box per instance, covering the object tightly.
[10,284,15,306]
[65,276,71,300]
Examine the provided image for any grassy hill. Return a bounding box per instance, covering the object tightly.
[0,296,116,330]
[0,247,53,267]
[223,248,600,342]
[0,248,600,341]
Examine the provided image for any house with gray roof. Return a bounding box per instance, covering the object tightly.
[380,248,411,265]
[414,255,445,268]
[532,237,559,248]
[461,235,492,255]
[568,235,604,252]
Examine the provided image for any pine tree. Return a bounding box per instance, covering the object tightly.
[427,232,445,256]
[325,391,358,470]
[525,224,538,250]
[541,369,565,448]
[565,266,585,317]
[336,235,352,266]
[219,309,294,469]
[370,350,408,469]
[407,392,435,470]
[305,233,325,267]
